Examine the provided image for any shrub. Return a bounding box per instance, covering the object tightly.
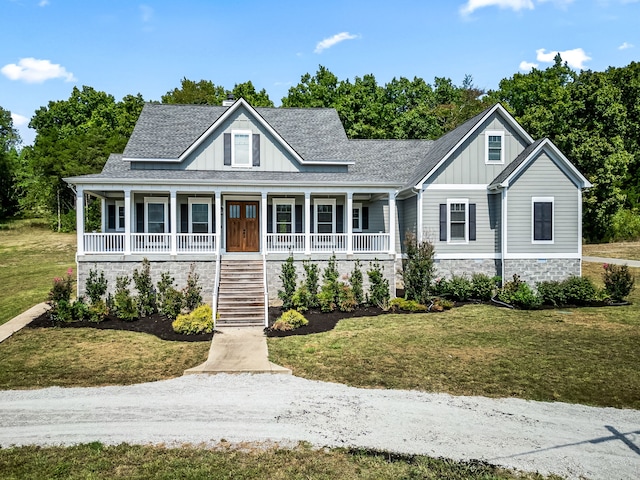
[434,297,454,310]
[72,298,90,321]
[536,280,567,307]
[610,208,640,242]
[446,275,472,302]
[402,232,435,305]
[85,267,108,305]
[562,276,597,306]
[132,258,156,317]
[431,277,448,297]
[48,268,74,304]
[318,256,341,312]
[497,274,541,309]
[350,260,364,306]
[183,263,203,311]
[291,285,311,313]
[337,283,357,312]
[278,256,297,310]
[271,309,308,331]
[603,263,635,302]
[113,275,137,321]
[156,272,184,320]
[470,273,497,301]
[49,300,74,324]
[318,283,337,312]
[390,297,427,312]
[367,259,390,310]
[302,260,320,308]
[88,299,109,323]
[172,304,213,335]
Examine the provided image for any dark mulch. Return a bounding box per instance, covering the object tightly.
[27,311,213,342]
[266,306,389,337]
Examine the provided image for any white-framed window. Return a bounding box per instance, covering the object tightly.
[188,197,211,234]
[485,131,504,164]
[532,197,554,244]
[447,198,468,244]
[232,130,252,167]
[115,200,125,232]
[352,203,362,232]
[273,198,295,234]
[314,198,336,234]
[144,197,168,234]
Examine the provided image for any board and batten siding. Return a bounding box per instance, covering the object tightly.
[399,196,417,247]
[430,114,529,185]
[422,189,500,254]
[506,153,579,254]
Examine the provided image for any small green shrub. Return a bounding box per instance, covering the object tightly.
[318,284,337,312]
[402,232,436,304]
[88,299,109,323]
[183,263,203,311]
[390,297,427,312]
[302,260,320,308]
[337,283,357,312]
[291,285,311,313]
[318,256,341,312]
[72,298,90,321]
[470,273,497,301]
[350,260,364,306]
[172,304,213,335]
[85,267,108,305]
[113,275,137,321]
[48,268,74,304]
[602,263,635,302]
[446,275,472,302]
[367,259,390,310]
[278,256,297,310]
[562,276,597,306]
[497,274,541,309]
[133,258,156,317]
[156,272,184,320]
[49,299,74,324]
[536,280,567,307]
[271,309,308,331]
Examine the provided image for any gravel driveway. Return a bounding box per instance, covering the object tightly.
[0,374,638,479]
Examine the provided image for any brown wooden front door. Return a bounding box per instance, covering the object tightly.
[226,201,259,252]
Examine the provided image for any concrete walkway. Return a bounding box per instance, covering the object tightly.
[184,327,291,375]
[0,303,49,343]
[583,256,640,267]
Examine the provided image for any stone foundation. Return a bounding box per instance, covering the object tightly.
[433,258,501,280]
[503,258,581,285]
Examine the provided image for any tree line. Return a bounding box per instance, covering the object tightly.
[1,57,639,242]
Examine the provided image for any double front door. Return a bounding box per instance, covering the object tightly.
[226,201,259,252]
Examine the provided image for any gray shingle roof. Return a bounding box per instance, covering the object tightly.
[489,138,545,188]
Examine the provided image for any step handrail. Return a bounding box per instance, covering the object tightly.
[262,253,269,328]
[212,253,222,327]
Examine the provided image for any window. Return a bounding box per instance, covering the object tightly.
[314,199,336,234]
[532,197,554,243]
[273,199,295,234]
[352,203,362,232]
[485,131,504,164]
[232,130,252,166]
[116,201,125,231]
[449,201,467,242]
[440,199,476,243]
[144,197,168,234]
[188,198,211,234]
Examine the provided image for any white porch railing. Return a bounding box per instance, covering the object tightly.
[265,233,306,253]
[177,233,217,253]
[353,233,390,252]
[84,233,126,253]
[131,233,171,253]
[310,233,348,252]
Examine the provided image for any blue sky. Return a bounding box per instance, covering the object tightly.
[2,0,639,145]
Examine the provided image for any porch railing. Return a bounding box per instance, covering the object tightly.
[310,233,348,252]
[353,233,390,252]
[84,233,126,253]
[265,233,306,253]
[130,233,171,253]
[176,233,217,253]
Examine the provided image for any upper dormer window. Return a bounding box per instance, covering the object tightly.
[232,130,252,167]
[485,131,504,164]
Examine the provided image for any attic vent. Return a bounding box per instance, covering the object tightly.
[222,93,235,107]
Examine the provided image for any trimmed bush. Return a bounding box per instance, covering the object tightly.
[337,283,357,312]
[88,299,109,323]
[367,259,390,310]
[447,275,472,302]
[470,273,498,301]
[350,260,364,306]
[536,280,567,307]
[278,256,297,310]
[390,297,427,312]
[172,304,213,335]
[156,272,184,320]
[133,258,156,317]
[603,263,635,302]
[497,274,542,309]
[183,263,203,311]
[85,267,108,305]
[402,232,436,304]
[302,260,320,308]
[113,275,137,321]
[562,276,597,306]
[291,285,311,313]
[272,309,308,331]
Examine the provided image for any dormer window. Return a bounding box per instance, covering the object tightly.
[232,130,252,167]
[485,131,504,164]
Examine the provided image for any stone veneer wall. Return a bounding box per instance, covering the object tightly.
[77,260,217,305]
[433,259,501,280]
[266,258,396,304]
[503,258,581,285]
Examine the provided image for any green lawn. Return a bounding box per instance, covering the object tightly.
[268,262,640,409]
[583,241,640,261]
[0,443,560,480]
[0,219,76,325]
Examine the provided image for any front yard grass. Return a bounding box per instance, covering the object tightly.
[583,241,640,261]
[0,328,209,389]
[0,219,76,325]
[268,263,640,409]
[0,443,560,480]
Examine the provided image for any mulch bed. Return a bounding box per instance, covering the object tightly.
[27,311,213,342]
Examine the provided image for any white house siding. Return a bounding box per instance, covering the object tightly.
[422,189,500,254]
[506,153,579,255]
[430,114,529,185]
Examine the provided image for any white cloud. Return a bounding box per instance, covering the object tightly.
[460,0,534,15]
[618,41,634,50]
[38,0,50,6]
[314,32,358,54]
[139,4,153,22]
[519,60,539,71]
[535,48,591,68]
[1,58,76,83]
[10,112,29,127]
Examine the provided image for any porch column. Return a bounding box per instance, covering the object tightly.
[261,191,268,253]
[101,197,106,233]
[346,192,353,254]
[304,192,311,255]
[388,191,396,255]
[215,190,222,255]
[76,186,85,256]
[124,188,131,255]
[170,188,177,256]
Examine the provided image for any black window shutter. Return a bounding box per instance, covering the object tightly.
[211,202,216,233]
[439,204,447,241]
[469,203,476,241]
[224,133,231,166]
[180,204,188,233]
[534,202,553,241]
[295,204,303,233]
[362,206,369,230]
[252,134,260,167]
[136,203,144,233]
[267,205,273,234]
[336,205,344,233]
[107,205,116,230]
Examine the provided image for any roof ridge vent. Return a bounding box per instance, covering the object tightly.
[222,93,235,107]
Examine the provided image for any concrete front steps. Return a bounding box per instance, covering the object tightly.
[216,258,265,327]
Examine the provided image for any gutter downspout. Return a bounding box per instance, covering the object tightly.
[500,187,507,285]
